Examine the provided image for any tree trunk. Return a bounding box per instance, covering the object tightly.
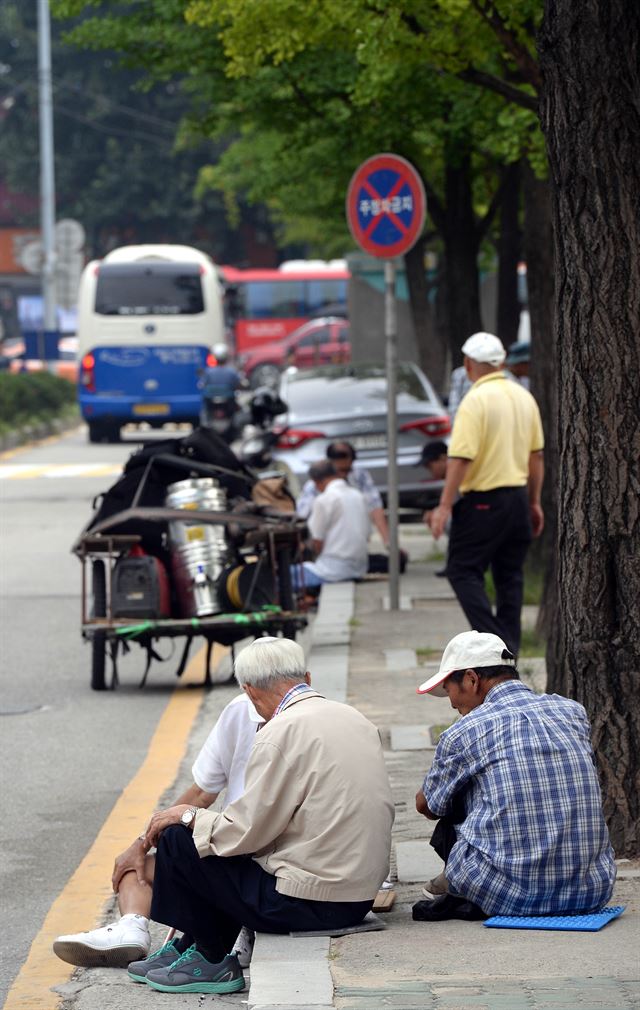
[442,155,483,366]
[404,236,448,393]
[521,165,558,645]
[496,161,522,348]
[538,0,640,856]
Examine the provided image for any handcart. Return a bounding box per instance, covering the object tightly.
[72,442,309,691]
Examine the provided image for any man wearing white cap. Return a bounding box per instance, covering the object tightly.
[412,631,616,922]
[427,331,544,655]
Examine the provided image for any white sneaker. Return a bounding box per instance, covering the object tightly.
[53,915,151,968]
[232,926,255,968]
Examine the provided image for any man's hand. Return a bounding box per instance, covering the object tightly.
[144,804,193,849]
[416,789,440,820]
[112,838,148,893]
[530,503,544,537]
[416,790,429,818]
[428,504,451,540]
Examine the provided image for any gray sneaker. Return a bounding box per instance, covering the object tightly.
[127,937,182,983]
[145,947,245,994]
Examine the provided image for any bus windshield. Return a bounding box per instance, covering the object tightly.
[95,263,205,316]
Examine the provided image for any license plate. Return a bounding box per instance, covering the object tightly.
[350,434,387,450]
[132,403,170,416]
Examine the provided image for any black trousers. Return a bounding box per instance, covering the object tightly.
[429,795,485,916]
[446,486,532,655]
[151,826,373,963]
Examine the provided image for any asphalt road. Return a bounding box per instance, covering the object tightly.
[0,424,194,1005]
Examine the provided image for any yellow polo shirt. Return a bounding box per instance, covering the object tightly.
[448,372,544,493]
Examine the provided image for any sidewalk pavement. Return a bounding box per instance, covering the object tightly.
[55,525,640,1010]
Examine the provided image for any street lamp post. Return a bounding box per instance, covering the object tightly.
[37,0,57,338]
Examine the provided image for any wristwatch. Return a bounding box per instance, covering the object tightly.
[180,806,198,829]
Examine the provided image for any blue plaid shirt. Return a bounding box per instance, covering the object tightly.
[423,680,616,916]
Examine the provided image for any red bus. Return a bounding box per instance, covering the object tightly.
[220,264,349,354]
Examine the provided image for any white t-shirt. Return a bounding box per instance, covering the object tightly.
[191,694,263,805]
[307,478,370,582]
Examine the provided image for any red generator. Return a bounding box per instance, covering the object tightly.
[111,548,171,619]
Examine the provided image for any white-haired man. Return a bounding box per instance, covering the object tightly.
[119,637,394,996]
[428,331,545,655]
[53,693,264,971]
[413,631,616,923]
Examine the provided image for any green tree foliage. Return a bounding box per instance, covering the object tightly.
[0,2,272,261]
[49,0,545,256]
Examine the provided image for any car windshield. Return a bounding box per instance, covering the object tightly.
[283,363,436,414]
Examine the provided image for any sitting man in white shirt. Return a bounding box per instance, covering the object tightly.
[293,459,370,588]
[53,693,263,972]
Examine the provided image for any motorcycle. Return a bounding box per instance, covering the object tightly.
[200,392,247,444]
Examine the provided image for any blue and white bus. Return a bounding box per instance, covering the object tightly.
[77,244,225,442]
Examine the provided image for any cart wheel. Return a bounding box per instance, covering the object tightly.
[91,560,108,691]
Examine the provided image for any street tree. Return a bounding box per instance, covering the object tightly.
[538,0,640,855]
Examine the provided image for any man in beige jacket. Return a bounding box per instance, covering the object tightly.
[127,636,394,996]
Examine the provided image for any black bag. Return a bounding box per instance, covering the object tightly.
[86,427,255,553]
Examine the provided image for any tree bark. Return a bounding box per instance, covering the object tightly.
[404,236,447,394]
[521,165,557,644]
[441,154,483,366]
[538,0,640,856]
[496,161,522,348]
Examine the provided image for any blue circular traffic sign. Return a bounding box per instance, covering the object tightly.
[346,153,426,258]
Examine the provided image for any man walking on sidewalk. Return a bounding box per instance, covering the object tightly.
[427,331,544,656]
[413,631,616,922]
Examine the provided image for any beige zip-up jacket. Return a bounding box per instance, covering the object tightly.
[192,690,394,902]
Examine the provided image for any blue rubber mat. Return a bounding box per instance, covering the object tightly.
[484,906,625,931]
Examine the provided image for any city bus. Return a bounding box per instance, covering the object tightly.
[77,244,224,442]
[220,262,349,355]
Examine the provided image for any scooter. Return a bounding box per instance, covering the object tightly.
[200,392,245,443]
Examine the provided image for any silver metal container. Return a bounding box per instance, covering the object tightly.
[165,478,228,617]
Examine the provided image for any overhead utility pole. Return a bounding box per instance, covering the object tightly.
[38,0,57,335]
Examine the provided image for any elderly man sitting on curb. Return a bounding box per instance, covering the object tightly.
[293,459,370,589]
[108,637,393,995]
[413,630,616,922]
[53,691,265,971]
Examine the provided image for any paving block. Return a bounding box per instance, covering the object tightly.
[253,933,330,961]
[248,958,333,1007]
[390,724,435,751]
[395,839,445,882]
[384,648,417,670]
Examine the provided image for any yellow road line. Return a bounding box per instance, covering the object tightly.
[3,642,225,1010]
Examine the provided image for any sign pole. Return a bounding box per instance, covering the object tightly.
[385,259,400,610]
[346,153,426,613]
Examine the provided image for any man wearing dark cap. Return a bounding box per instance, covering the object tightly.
[428,332,544,655]
[413,631,616,923]
[505,340,531,389]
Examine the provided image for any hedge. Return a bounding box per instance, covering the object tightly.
[0,371,78,431]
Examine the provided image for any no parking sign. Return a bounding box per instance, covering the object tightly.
[346,153,426,258]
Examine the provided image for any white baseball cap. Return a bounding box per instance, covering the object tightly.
[416,631,516,697]
[461,332,506,366]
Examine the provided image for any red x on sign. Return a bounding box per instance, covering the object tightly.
[346,154,426,259]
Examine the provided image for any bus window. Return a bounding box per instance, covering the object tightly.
[245,280,306,319]
[95,263,205,316]
[306,278,348,317]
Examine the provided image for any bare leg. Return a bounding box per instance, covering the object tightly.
[117,853,156,917]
